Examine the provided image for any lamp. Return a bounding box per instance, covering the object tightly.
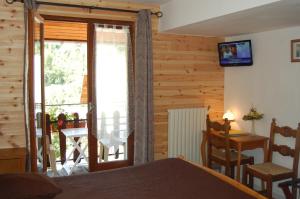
[223,110,235,121]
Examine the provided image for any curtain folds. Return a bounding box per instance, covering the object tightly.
[134,10,154,165]
[24,0,37,10]
[23,0,37,172]
[93,24,131,143]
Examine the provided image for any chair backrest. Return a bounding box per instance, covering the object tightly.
[73,113,80,128]
[207,115,231,175]
[268,118,300,177]
[207,115,231,149]
[57,113,67,130]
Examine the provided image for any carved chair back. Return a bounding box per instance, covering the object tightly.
[207,115,231,175]
[268,118,300,178]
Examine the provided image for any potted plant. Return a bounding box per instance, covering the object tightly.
[242,107,264,134]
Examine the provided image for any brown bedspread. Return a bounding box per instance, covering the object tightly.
[53,158,255,199]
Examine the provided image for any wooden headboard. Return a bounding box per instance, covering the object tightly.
[0,148,26,173]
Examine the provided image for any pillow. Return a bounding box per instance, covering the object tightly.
[0,173,62,199]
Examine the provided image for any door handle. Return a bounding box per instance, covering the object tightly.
[88,102,96,113]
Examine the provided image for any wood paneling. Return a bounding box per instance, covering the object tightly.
[0,0,158,149]
[0,0,224,161]
[153,33,224,159]
[0,0,25,149]
[0,147,26,173]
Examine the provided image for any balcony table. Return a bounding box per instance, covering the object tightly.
[61,128,88,175]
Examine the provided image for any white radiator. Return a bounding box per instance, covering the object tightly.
[168,108,207,164]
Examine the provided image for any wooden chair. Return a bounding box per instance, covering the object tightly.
[242,119,300,199]
[57,113,67,164]
[45,134,58,176]
[278,178,300,199]
[207,115,254,178]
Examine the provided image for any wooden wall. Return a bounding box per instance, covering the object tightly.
[0,0,224,160]
[0,0,25,149]
[153,34,224,159]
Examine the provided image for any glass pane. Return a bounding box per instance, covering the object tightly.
[44,40,88,175]
[95,24,130,163]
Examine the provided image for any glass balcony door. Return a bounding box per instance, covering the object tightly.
[87,22,134,171]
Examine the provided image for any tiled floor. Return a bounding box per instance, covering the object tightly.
[45,151,126,177]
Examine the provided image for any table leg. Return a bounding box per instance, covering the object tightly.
[124,142,127,159]
[261,140,268,190]
[73,142,87,166]
[236,143,242,182]
[99,143,103,162]
[74,142,88,163]
[63,137,82,175]
[66,137,77,160]
[104,146,109,162]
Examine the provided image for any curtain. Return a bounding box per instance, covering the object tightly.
[24,0,37,9]
[23,0,37,172]
[93,24,131,154]
[134,10,154,165]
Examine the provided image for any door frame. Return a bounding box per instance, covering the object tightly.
[37,14,135,172]
[28,10,47,172]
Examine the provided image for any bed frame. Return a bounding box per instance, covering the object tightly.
[179,157,266,199]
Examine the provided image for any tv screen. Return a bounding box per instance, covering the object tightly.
[218,40,253,66]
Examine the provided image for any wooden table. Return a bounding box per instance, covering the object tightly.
[201,131,269,182]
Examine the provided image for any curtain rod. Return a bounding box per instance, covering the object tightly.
[6,0,163,18]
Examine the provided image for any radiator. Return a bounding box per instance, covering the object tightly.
[168,108,207,164]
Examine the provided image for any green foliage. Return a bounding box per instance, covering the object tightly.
[51,133,61,159]
[243,107,264,121]
[44,41,87,106]
[43,41,88,160]
[47,106,63,121]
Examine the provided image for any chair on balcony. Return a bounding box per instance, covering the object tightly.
[58,113,67,164]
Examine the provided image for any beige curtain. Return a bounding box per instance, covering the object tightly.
[134,10,154,165]
[23,0,37,171]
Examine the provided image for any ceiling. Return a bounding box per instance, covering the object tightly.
[110,0,171,5]
[163,0,300,36]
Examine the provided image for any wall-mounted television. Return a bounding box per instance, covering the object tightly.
[218,40,253,67]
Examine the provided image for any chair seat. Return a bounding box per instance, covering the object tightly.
[212,149,251,162]
[247,162,292,176]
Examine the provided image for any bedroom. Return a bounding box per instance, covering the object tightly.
[0,0,300,199]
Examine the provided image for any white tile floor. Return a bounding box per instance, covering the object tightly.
[45,147,126,177]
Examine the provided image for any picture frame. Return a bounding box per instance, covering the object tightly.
[291,39,300,62]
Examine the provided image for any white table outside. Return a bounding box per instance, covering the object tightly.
[61,128,88,175]
[61,127,128,174]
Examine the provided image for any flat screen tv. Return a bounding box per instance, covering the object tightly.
[218,40,253,67]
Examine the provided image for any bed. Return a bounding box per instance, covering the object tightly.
[52,158,265,199]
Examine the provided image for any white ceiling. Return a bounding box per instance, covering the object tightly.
[110,0,171,5]
[163,0,300,36]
